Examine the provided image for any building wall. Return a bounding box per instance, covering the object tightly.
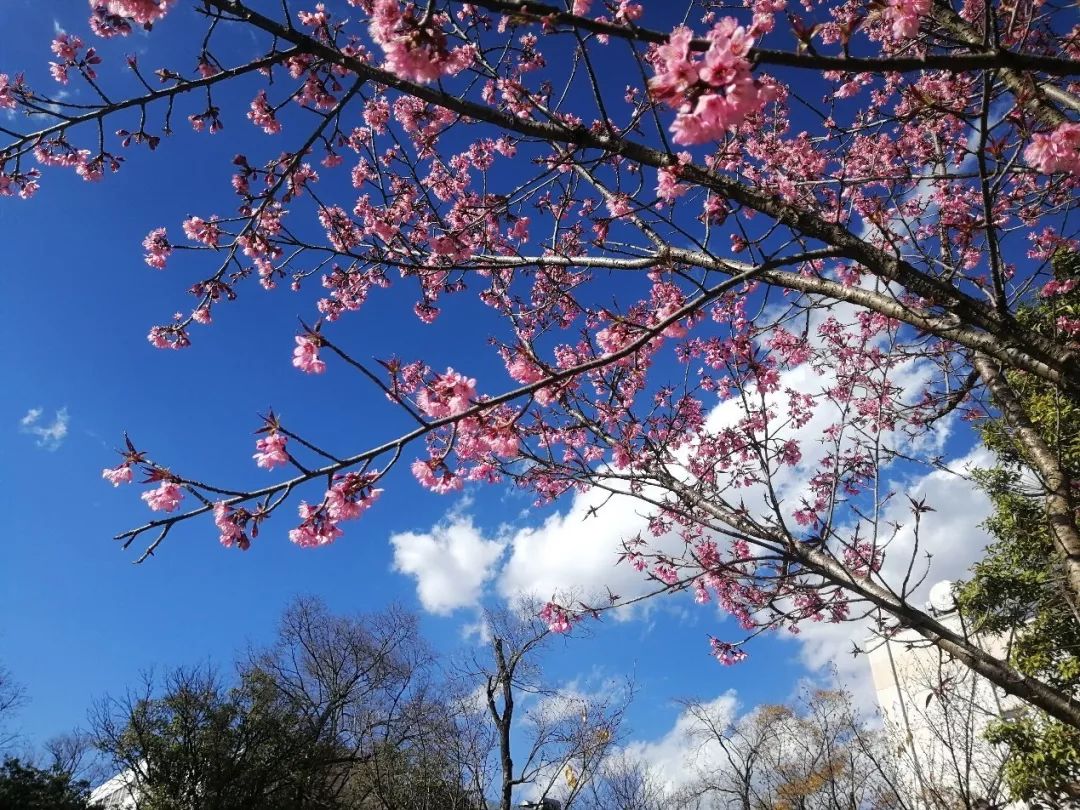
[865,610,1021,808]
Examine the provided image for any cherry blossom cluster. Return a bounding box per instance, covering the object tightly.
[1025,123,1080,177]
[292,335,326,374]
[365,0,473,83]
[648,20,773,144]
[49,33,100,85]
[882,0,931,39]
[214,502,255,550]
[289,472,383,548]
[253,432,289,470]
[709,638,748,666]
[91,0,174,31]
[540,602,573,634]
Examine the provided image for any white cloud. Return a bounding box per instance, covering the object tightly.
[19,407,69,451]
[789,445,995,709]
[622,691,740,794]
[392,328,993,724]
[497,484,669,609]
[390,510,506,615]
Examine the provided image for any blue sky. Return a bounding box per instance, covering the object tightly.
[0,0,1006,783]
[0,2,816,758]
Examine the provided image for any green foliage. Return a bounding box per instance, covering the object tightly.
[985,717,1080,801]
[956,248,1080,800]
[91,601,485,810]
[96,666,353,810]
[0,757,97,810]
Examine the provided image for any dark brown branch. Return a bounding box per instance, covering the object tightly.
[202,0,1080,397]
[463,0,1080,76]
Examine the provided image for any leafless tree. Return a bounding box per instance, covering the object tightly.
[672,687,916,810]
[456,602,631,810]
[0,663,26,752]
[578,751,669,810]
[89,598,481,808]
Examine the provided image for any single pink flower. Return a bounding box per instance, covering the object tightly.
[141,480,183,512]
[102,465,133,486]
[253,432,289,469]
[292,335,326,374]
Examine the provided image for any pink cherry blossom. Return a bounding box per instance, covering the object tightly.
[49,34,98,86]
[247,90,282,134]
[213,502,250,550]
[1024,122,1080,176]
[288,501,343,548]
[94,0,175,27]
[147,325,190,350]
[324,472,382,520]
[292,335,326,374]
[709,638,748,666]
[843,542,883,577]
[1040,278,1079,297]
[182,216,222,246]
[0,74,18,109]
[411,458,463,493]
[368,0,473,84]
[539,602,572,634]
[508,216,529,241]
[88,7,133,37]
[882,0,930,38]
[141,480,183,512]
[142,227,171,269]
[416,368,477,418]
[253,432,289,469]
[649,20,770,145]
[102,464,133,486]
[656,165,688,203]
[654,564,680,585]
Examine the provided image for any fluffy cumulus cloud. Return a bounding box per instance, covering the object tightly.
[497,484,669,608]
[19,406,69,450]
[390,511,506,615]
[394,485,679,619]
[622,690,740,793]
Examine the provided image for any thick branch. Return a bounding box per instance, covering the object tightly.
[663,474,1080,731]
[465,0,1080,77]
[204,0,1080,396]
[973,353,1080,613]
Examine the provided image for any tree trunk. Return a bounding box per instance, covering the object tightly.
[973,354,1080,621]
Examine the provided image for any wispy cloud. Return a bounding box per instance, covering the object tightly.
[19,407,70,451]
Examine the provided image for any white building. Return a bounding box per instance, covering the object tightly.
[88,769,139,809]
[866,581,1022,809]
